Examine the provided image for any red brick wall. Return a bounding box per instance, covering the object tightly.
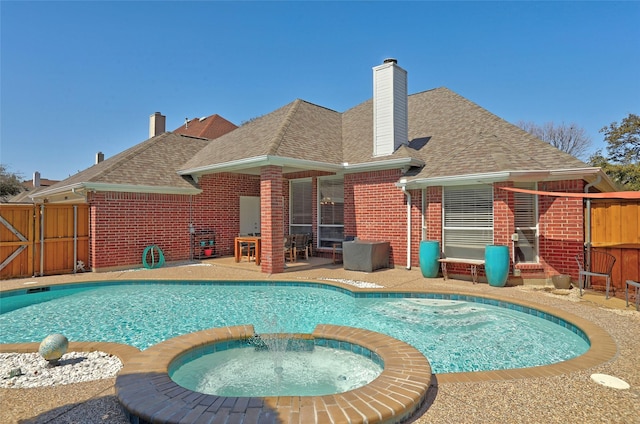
[193,173,261,256]
[493,182,514,248]
[344,170,408,267]
[87,171,586,279]
[422,181,585,281]
[88,191,192,270]
[538,180,585,278]
[425,186,442,241]
[88,172,262,270]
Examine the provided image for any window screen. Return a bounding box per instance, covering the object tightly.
[318,178,344,248]
[514,183,538,263]
[443,185,493,260]
[289,179,312,235]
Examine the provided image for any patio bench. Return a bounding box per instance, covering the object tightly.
[438,258,485,284]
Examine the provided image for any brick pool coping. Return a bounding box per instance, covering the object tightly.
[114,324,433,424]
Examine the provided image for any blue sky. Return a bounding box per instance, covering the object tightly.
[1,1,639,181]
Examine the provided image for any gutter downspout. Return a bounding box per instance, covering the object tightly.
[401,184,411,270]
[584,175,601,282]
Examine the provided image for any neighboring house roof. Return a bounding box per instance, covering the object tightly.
[8,177,60,203]
[32,133,215,202]
[174,114,238,139]
[9,187,47,203]
[22,178,59,189]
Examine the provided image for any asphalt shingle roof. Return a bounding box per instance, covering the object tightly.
[342,88,587,175]
[180,100,343,171]
[47,85,590,195]
[403,88,587,180]
[45,133,212,192]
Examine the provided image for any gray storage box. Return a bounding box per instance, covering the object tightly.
[343,240,390,272]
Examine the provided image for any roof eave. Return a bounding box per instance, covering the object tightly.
[400,171,513,189]
[343,157,425,174]
[83,182,202,195]
[29,183,87,201]
[399,168,617,191]
[178,156,343,178]
[31,182,202,202]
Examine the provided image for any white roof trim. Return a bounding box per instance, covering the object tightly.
[179,155,423,178]
[401,171,512,188]
[31,182,201,201]
[179,156,342,177]
[343,157,424,174]
[399,168,617,191]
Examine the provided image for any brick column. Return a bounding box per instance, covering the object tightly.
[493,182,514,250]
[260,166,284,273]
[426,186,442,241]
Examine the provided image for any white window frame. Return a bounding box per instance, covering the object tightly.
[289,178,313,236]
[513,183,539,263]
[317,176,344,249]
[442,185,494,260]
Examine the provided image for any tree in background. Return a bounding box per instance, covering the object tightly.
[600,113,640,164]
[517,121,592,160]
[0,164,24,201]
[589,113,640,191]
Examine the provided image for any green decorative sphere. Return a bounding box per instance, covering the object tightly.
[39,334,69,362]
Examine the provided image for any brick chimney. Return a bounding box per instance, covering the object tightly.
[149,112,166,138]
[96,152,104,164]
[372,58,408,157]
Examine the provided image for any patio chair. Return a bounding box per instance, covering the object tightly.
[575,250,616,299]
[239,234,255,262]
[284,235,296,263]
[294,234,310,260]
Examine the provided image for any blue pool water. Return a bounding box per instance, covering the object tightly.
[171,344,384,397]
[0,281,589,374]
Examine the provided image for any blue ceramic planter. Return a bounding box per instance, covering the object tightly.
[485,245,509,287]
[419,240,441,278]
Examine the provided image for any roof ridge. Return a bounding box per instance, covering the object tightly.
[266,99,303,155]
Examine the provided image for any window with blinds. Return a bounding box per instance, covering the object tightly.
[289,179,312,235]
[514,183,538,263]
[443,185,493,260]
[318,177,344,248]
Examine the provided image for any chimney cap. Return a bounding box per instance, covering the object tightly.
[383,58,398,64]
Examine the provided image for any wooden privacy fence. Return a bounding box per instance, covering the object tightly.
[589,199,640,293]
[0,204,89,279]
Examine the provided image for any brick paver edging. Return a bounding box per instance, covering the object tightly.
[115,324,433,424]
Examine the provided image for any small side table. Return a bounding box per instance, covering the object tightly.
[625,280,640,311]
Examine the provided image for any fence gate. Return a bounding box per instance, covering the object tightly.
[0,204,89,279]
[589,199,640,292]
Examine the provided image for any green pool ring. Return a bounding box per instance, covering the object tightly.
[143,245,165,269]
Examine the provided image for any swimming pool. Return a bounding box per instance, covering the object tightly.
[0,280,589,374]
